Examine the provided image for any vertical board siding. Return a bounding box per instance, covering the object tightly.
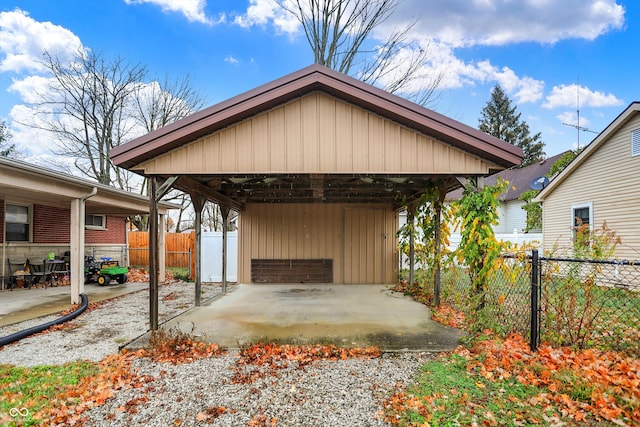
[238,203,396,284]
[284,102,302,170]
[270,107,286,171]
[352,108,369,171]
[318,94,337,172]
[301,95,319,171]
[252,113,270,171]
[368,115,385,170]
[138,92,497,175]
[335,100,353,171]
[543,115,640,259]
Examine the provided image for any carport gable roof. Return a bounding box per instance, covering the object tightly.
[111,64,522,170]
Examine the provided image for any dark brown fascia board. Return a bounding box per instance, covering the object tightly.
[111,64,522,170]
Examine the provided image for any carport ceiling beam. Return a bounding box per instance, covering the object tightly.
[176,176,245,211]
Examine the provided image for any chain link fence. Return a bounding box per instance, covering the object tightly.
[440,253,532,339]
[430,251,640,356]
[539,256,640,355]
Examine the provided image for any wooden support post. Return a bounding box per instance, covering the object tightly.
[407,202,417,288]
[433,182,447,307]
[190,193,205,306]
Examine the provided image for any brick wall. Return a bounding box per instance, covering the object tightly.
[29,204,125,244]
[33,205,70,243]
[86,215,126,244]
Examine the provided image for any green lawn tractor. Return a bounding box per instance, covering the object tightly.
[85,256,128,285]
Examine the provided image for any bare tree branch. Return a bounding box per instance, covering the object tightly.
[30,49,146,186]
[277,0,442,106]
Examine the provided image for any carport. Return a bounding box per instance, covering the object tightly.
[111,64,522,329]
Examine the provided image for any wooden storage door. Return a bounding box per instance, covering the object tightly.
[343,208,385,284]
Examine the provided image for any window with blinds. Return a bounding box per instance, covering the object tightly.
[632,128,640,156]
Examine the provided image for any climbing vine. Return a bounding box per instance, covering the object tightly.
[454,178,509,309]
[398,184,454,304]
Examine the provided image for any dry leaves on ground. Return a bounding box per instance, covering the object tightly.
[29,341,382,426]
[430,304,467,329]
[462,332,640,424]
[385,332,639,426]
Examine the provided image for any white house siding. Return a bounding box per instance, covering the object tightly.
[495,200,527,234]
[542,114,640,260]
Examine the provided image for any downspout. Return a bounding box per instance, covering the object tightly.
[83,187,98,202]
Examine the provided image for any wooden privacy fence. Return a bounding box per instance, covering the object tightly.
[128,231,195,277]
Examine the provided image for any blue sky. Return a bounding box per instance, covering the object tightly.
[0,0,638,166]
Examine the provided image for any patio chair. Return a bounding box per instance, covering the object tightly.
[29,259,50,287]
[48,259,69,286]
[7,259,32,290]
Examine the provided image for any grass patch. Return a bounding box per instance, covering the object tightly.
[0,361,99,426]
[388,354,558,426]
[167,266,190,281]
[383,333,636,426]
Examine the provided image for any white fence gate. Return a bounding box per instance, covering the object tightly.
[201,232,238,282]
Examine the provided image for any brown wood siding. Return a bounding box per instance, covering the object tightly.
[542,114,640,260]
[344,207,387,283]
[137,92,499,175]
[237,203,397,284]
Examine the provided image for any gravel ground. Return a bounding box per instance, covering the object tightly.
[0,281,434,426]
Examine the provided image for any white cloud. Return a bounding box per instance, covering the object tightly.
[556,110,591,128]
[9,103,56,156]
[234,1,613,105]
[8,74,51,103]
[543,84,624,109]
[0,9,82,73]
[224,55,239,65]
[394,0,625,47]
[234,0,299,35]
[123,0,222,25]
[405,44,543,104]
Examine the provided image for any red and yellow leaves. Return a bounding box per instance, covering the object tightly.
[430,304,467,329]
[232,342,381,384]
[135,328,226,365]
[462,332,640,425]
[385,332,638,426]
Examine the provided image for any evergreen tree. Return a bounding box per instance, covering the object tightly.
[0,120,18,158]
[479,85,546,167]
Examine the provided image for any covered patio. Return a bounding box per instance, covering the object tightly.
[111,64,522,329]
[1,157,176,304]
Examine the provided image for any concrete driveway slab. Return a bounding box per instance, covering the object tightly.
[161,284,463,352]
[0,282,148,327]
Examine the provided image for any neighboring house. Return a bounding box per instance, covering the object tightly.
[447,151,569,234]
[535,102,640,260]
[1,157,176,302]
[419,151,569,251]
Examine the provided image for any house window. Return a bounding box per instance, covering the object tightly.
[572,202,593,241]
[85,214,106,229]
[5,203,30,242]
[632,129,640,156]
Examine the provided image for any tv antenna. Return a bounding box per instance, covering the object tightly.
[562,79,598,148]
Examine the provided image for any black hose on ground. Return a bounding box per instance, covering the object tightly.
[0,293,89,347]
